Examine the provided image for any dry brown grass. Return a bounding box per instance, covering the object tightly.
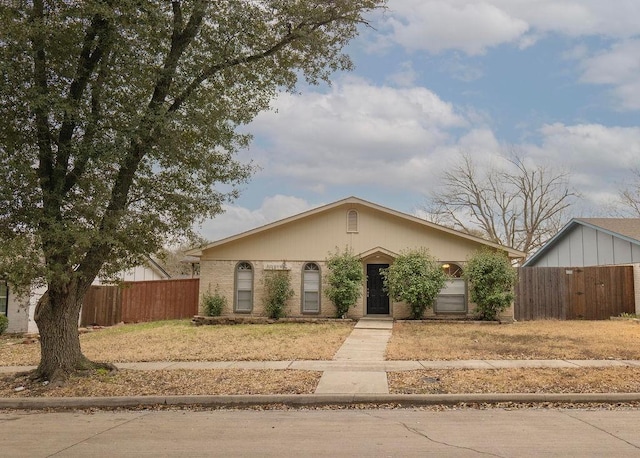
[388,367,640,394]
[387,320,640,360]
[0,369,321,397]
[0,320,355,366]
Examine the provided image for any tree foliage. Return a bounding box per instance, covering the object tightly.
[262,270,294,319]
[0,0,385,381]
[381,248,446,319]
[464,249,517,321]
[325,247,364,318]
[425,152,576,257]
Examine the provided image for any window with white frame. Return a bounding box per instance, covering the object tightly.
[0,282,7,316]
[302,263,320,313]
[347,209,358,232]
[235,262,253,312]
[435,262,466,313]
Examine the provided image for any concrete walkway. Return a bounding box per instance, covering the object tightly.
[315,317,393,395]
[5,358,640,376]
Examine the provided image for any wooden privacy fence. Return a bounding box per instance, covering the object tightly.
[515,266,635,320]
[80,278,199,326]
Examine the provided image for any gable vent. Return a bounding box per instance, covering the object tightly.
[347,209,358,233]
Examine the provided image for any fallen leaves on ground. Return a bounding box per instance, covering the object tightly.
[0,369,321,397]
[387,320,640,360]
[388,367,640,394]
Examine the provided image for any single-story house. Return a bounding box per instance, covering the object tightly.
[2,256,171,334]
[189,197,524,320]
[523,218,640,268]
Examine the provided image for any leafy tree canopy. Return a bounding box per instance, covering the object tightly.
[0,0,384,381]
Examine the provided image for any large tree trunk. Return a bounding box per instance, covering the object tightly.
[33,287,115,383]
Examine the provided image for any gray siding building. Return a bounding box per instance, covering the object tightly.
[523,218,640,316]
[523,218,640,267]
[524,218,640,267]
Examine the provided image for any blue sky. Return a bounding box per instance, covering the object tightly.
[199,0,640,241]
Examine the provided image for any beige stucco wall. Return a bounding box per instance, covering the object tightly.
[200,203,486,263]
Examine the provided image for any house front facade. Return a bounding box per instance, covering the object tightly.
[191,197,523,320]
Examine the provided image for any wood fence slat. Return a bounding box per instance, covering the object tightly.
[515,266,634,320]
[81,279,199,326]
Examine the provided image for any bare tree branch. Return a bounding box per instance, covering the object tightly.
[424,151,577,256]
[617,168,640,217]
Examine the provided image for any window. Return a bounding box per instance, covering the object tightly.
[302,263,320,313]
[0,282,7,316]
[235,262,253,312]
[436,263,466,313]
[347,209,358,232]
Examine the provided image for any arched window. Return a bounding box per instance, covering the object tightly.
[302,263,320,313]
[347,209,358,233]
[235,262,253,312]
[441,263,463,277]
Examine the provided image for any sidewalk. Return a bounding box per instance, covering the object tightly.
[3,318,640,409]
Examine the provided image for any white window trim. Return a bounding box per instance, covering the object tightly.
[302,262,321,314]
[235,262,253,313]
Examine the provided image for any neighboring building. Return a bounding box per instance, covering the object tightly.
[523,218,640,267]
[93,257,171,284]
[189,197,524,320]
[3,257,171,334]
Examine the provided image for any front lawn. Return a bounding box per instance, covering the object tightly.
[0,320,355,366]
[386,320,640,360]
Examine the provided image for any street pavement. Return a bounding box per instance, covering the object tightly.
[2,408,640,457]
[3,317,640,456]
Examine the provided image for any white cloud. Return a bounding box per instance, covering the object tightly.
[247,78,468,193]
[536,123,640,170]
[579,39,640,111]
[386,61,418,87]
[384,1,529,55]
[378,1,640,111]
[383,0,640,56]
[198,195,314,241]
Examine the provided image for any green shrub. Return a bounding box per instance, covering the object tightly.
[381,248,446,319]
[325,247,364,318]
[0,315,8,335]
[201,286,227,317]
[262,270,294,319]
[464,249,517,321]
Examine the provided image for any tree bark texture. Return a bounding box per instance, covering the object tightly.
[34,288,114,382]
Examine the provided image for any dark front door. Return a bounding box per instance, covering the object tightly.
[367,264,389,315]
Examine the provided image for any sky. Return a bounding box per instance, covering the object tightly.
[198,0,640,242]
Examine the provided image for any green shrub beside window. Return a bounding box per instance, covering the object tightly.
[201,286,227,317]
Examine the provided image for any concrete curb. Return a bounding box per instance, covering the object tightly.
[2,393,640,410]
